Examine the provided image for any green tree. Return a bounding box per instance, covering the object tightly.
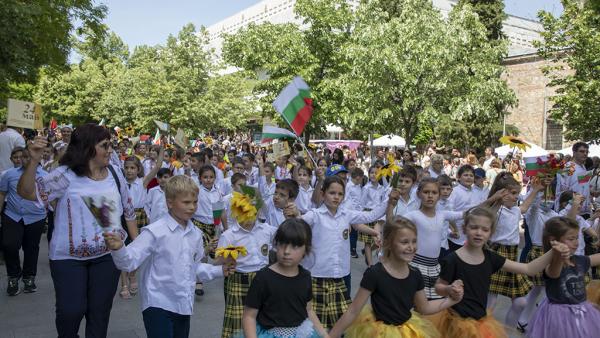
[536,0,600,142]
[457,0,507,41]
[222,0,354,139]
[0,0,106,94]
[326,0,514,147]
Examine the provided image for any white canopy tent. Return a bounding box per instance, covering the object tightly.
[558,143,600,157]
[372,134,406,148]
[495,141,549,159]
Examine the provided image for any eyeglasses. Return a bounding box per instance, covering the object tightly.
[98,141,112,150]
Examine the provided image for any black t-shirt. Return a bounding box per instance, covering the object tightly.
[439,249,506,320]
[245,265,312,329]
[360,262,424,325]
[544,255,590,304]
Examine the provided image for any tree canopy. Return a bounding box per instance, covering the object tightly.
[536,0,600,142]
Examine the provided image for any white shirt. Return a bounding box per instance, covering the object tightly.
[428,167,441,179]
[490,206,522,246]
[296,184,315,215]
[404,209,462,258]
[360,182,386,210]
[145,186,168,224]
[111,214,223,315]
[35,165,135,260]
[472,185,490,204]
[447,184,479,245]
[217,221,275,273]
[392,189,420,217]
[483,156,495,171]
[0,128,26,172]
[525,193,558,246]
[258,176,276,201]
[556,161,592,215]
[341,180,362,211]
[301,202,388,278]
[244,167,259,186]
[436,198,455,249]
[221,176,233,196]
[262,196,286,228]
[127,177,147,209]
[558,207,591,255]
[194,184,223,224]
[214,165,225,191]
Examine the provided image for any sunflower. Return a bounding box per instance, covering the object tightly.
[376,163,401,182]
[215,245,248,260]
[499,136,530,151]
[230,191,258,223]
[170,160,183,169]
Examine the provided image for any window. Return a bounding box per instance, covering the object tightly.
[545,119,563,150]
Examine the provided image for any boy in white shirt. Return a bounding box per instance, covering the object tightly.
[144,168,171,224]
[104,175,233,338]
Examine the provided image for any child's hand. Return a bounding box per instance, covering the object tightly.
[572,193,584,208]
[491,188,509,201]
[448,279,464,301]
[102,232,124,250]
[531,177,545,191]
[222,259,236,277]
[283,202,300,218]
[449,229,459,239]
[550,240,574,266]
[388,189,401,206]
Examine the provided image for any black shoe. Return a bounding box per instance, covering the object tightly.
[195,289,204,296]
[7,278,20,296]
[516,322,527,333]
[23,277,37,293]
[351,249,358,258]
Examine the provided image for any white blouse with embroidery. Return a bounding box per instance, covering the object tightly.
[35,165,135,260]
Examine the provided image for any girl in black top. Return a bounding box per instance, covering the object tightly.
[329,217,464,338]
[242,219,327,338]
[434,207,571,338]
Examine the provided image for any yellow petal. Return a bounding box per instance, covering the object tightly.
[230,251,238,260]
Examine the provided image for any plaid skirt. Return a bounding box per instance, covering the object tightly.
[409,254,442,300]
[358,221,378,245]
[192,219,217,251]
[489,243,532,298]
[222,271,257,338]
[134,208,148,228]
[525,246,545,286]
[312,277,351,329]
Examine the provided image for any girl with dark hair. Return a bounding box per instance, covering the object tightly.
[332,148,345,165]
[18,123,139,338]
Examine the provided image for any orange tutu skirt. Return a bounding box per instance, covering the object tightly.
[587,280,600,307]
[432,309,507,338]
[345,306,440,338]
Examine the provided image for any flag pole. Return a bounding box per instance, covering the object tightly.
[295,135,317,168]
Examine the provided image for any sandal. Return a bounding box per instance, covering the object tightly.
[129,278,138,296]
[119,285,132,299]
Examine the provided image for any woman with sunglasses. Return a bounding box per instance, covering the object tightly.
[17,123,138,338]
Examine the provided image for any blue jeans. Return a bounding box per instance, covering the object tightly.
[519,220,532,263]
[343,274,351,297]
[143,307,191,338]
[350,228,357,251]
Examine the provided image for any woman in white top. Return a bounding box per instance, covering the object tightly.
[18,124,138,338]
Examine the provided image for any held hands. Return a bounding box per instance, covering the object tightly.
[102,232,124,250]
[221,258,237,277]
[550,240,574,266]
[447,279,464,302]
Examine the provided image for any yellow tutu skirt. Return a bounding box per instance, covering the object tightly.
[433,309,507,338]
[587,280,600,307]
[345,306,440,338]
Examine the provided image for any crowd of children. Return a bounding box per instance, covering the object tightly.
[14,129,600,338]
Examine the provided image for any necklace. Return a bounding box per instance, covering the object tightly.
[89,168,107,181]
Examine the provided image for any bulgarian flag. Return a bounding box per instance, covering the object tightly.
[261,124,297,144]
[153,128,161,145]
[524,156,546,177]
[578,172,593,184]
[272,77,313,136]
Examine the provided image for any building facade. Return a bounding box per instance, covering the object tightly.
[207,0,562,149]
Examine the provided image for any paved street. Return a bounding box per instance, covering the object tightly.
[0,237,522,338]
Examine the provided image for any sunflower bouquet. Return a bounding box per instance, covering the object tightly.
[376,163,401,187]
[230,185,263,224]
[215,245,248,260]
